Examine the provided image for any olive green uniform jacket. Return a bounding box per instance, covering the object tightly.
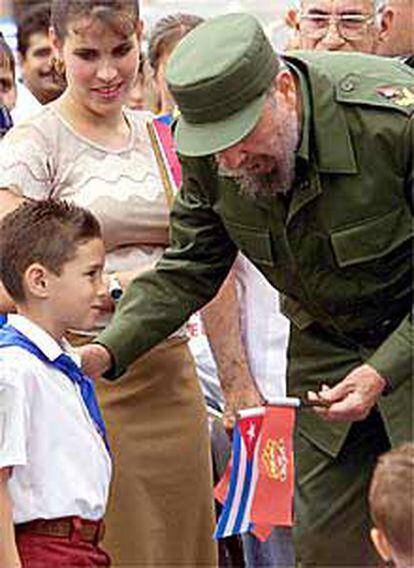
[99,52,413,456]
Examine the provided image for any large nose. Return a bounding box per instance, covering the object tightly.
[96,58,118,83]
[218,143,247,170]
[317,20,347,50]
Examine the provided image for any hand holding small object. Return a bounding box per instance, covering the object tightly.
[307,364,387,422]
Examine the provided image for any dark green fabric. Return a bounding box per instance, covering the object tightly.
[294,409,390,566]
[98,51,413,456]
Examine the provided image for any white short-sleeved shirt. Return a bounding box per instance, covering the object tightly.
[0,315,112,523]
[233,254,290,400]
[186,254,290,405]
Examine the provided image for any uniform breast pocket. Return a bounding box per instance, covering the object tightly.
[330,208,413,269]
[224,221,275,266]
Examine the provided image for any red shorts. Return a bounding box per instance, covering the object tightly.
[15,516,111,567]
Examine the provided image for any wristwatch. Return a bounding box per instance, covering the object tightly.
[108,273,123,301]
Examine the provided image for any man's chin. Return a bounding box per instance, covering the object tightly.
[238,166,294,199]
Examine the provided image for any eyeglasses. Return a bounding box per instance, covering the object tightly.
[299,13,375,41]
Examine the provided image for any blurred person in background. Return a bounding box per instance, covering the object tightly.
[376,0,413,60]
[148,13,295,568]
[295,0,394,52]
[127,53,151,110]
[13,2,64,122]
[0,0,217,566]
[0,33,16,114]
[0,34,15,327]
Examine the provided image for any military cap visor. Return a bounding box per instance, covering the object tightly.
[166,13,279,157]
[174,93,267,157]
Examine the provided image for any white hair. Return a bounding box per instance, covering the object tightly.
[295,0,388,26]
[296,0,387,9]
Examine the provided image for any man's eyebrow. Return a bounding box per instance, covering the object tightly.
[305,8,330,14]
[304,7,367,15]
[337,8,368,15]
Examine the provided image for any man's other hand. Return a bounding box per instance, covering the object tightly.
[307,364,387,422]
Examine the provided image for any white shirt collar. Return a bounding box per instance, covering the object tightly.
[7,314,80,365]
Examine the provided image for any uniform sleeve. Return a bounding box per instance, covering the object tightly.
[0,364,29,469]
[0,122,55,199]
[367,314,412,391]
[97,155,238,378]
[368,115,413,391]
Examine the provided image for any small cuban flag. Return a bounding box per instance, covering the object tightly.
[214,409,264,538]
[214,399,298,541]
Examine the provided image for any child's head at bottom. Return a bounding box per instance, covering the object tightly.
[0,197,105,336]
[369,442,414,568]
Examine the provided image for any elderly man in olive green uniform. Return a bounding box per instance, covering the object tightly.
[84,13,414,566]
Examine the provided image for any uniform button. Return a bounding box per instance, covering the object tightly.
[340,78,355,92]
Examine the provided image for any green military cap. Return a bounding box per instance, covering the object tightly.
[166,13,279,157]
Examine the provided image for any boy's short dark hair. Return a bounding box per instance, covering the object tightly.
[0,35,16,80]
[17,3,51,58]
[0,197,101,302]
[369,443,414,560]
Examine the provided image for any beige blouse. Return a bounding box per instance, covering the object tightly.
[0,105,170,273]
[0,105,181,334]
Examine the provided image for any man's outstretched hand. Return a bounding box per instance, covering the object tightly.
[79,343,112,380]
[307,364,387,422]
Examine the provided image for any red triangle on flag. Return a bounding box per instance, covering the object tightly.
[238,414,264,461]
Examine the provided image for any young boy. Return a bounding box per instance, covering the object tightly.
[369,443,414,568]
[0,198,112,567]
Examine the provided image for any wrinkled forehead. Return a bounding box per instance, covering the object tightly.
[300,0,376,13]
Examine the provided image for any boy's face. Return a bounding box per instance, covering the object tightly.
[47,238,106,333]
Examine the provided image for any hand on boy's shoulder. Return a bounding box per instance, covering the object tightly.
[79,344,112,380]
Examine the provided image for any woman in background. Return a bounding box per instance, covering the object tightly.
[0,1,216,566]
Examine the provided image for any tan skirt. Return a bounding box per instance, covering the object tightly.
[71,334,217,567]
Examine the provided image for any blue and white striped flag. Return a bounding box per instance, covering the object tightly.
[214,411,264,538]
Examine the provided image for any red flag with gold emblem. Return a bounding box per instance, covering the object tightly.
[250,405,296,527]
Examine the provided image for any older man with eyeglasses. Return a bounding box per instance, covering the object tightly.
[296,0,394,52]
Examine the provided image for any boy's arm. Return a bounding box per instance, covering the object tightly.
[0,467,20,568]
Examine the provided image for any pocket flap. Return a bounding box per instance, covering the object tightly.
[331,208,413,267]
[224,221,274,266]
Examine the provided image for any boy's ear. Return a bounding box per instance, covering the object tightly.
[371,527,393,563]
[24,263,52,299]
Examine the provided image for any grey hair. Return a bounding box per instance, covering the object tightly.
[296,0,386,9]
[296,0,387,27]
